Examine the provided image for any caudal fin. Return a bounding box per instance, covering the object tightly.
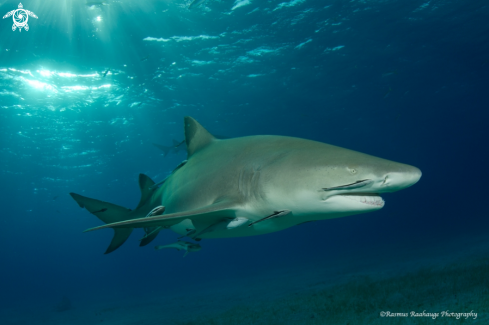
[152,143,172,157]
[70,193,134,254]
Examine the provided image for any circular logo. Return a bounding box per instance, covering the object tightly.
[3,3,38,32]
[14,10,28,28]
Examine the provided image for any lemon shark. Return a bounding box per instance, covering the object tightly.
[70,116,421,254]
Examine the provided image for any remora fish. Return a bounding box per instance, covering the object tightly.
[155,241,201,257]
[70,116,421,254]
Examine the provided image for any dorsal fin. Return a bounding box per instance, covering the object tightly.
[136,174,155,210]
[184,116,215,158]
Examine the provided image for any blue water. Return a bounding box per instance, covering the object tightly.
[1,0,488,323]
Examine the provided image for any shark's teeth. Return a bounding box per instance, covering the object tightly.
[341,195,385,207]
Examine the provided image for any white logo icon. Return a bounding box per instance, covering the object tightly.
[3,3,38,32]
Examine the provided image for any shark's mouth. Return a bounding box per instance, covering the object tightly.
[340,193,385,207]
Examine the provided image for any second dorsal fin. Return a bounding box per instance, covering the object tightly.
[136,174,155,210]
[184,116,215,158]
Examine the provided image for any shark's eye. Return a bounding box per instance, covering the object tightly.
[348,168,357,174]
[322,179,373,191]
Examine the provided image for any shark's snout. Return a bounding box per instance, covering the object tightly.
[381,165,421,192]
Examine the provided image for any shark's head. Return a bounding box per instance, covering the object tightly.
[264,138,421,220]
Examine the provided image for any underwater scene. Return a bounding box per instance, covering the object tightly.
[0,0,488,324]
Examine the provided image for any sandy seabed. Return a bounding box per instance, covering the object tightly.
[2,234,488,325]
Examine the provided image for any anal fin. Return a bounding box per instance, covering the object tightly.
[139,228,161,247]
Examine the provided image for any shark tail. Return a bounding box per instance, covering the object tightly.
[70,193,134,254]
[70,174,157,254]
[172,139,185,148]
[152,143,172,157]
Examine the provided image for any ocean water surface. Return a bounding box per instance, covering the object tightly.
[0,0,488,324]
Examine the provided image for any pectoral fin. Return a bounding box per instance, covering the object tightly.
[84,200,238,232]
[227,217,249,229]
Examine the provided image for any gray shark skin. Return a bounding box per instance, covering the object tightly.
[70,116,421,254]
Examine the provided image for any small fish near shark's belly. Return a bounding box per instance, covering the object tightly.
[172,195,385,239]
[197,220,295,239]
[188,212,321,239]
[166,208,297,239]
